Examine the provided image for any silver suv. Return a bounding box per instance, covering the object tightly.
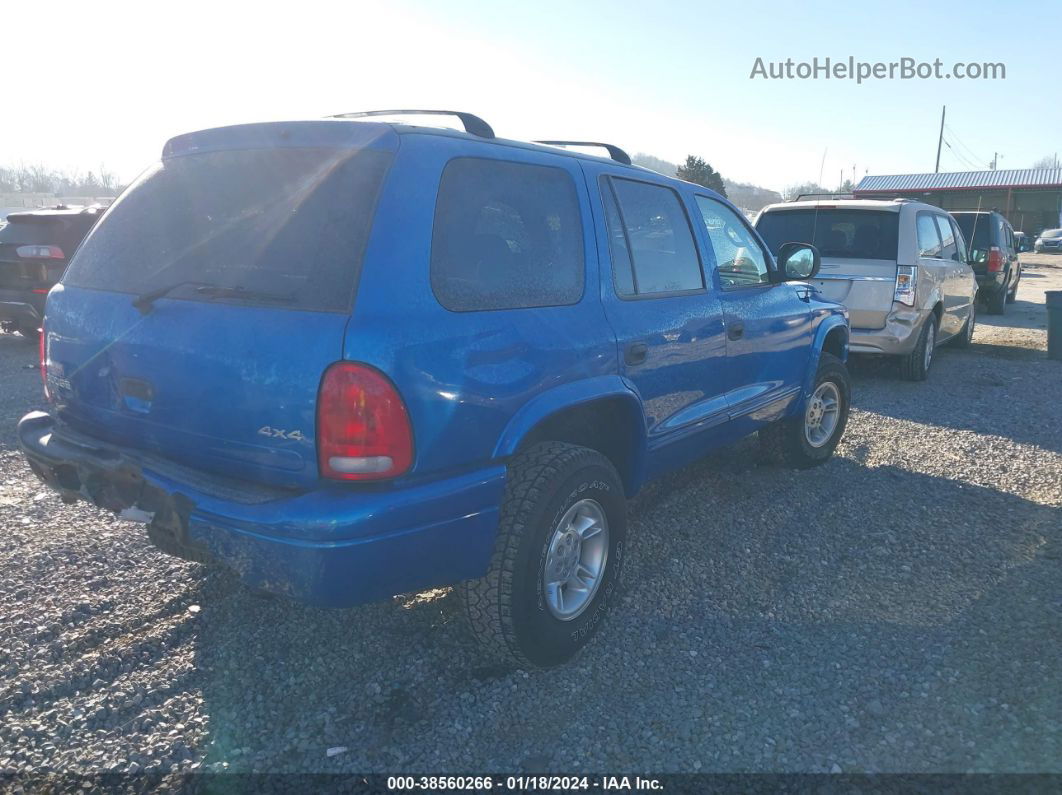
[756,199,977,381]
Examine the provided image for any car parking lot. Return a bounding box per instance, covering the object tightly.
[0,256,1060,778]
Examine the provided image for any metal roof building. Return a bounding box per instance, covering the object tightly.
[853,169,1062,234]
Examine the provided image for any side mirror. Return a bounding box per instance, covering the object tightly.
[777,242,821,281]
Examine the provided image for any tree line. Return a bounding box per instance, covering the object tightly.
[0,164,122,196]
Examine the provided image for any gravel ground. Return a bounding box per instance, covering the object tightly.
[0,258,1060,779]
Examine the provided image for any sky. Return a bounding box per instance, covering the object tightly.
[3,0,1060,193]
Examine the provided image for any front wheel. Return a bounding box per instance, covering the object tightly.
[460,442,627,668]
[759,352,850,469]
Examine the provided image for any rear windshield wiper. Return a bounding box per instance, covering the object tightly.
[133,281,293,314]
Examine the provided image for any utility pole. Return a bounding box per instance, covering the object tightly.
[934,105,946,173]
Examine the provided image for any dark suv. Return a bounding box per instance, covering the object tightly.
[950,210,1021,314]
[0,206,103,340]
[19,111,850,666]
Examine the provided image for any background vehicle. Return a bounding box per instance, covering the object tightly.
[1013,231,1031,253]
[0,205,103,340]
[755,199,977,381]
[19,112,850,667]
[1034,228,1062,253]
[951,211,1021,313]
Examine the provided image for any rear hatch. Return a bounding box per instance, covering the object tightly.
[757,206,899,329]
[47,122,396,489]
[951,213,993,273]
[0,213,95,292]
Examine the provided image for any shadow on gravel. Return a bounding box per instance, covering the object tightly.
[185,442,1061,773]
[847,349,1062,454]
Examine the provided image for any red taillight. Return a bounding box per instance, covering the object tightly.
[16,245,64,259]
[316,362,413,481]
[987,246,1004,273]
[39,327,48,399]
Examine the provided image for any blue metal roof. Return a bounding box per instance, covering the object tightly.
[854,168,1062,193]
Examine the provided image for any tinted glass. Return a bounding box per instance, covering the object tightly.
[756,209,899,260]
[695,196,769,288]
[951,214,992,262]
[64,148,392,312]
[607,178,703,295]
[0,216,95,251]
[431,158,584,311]
[950,218,969,263]
[601,182,635,296]
[933,215,958,261]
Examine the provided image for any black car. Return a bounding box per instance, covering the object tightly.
[0,205,103,340]
[950,210,1021,314]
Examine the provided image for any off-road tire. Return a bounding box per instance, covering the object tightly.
[759,352,850,469]
[985,284,1007,315]
[17,323,40,343]
[460,442,626,668]
[898,314,937,381]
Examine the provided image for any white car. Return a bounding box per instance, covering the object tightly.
[756,199,978,381]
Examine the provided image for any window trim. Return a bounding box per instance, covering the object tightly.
[429,155,587,313]
[599,174,707,302]
[694,193,773,292]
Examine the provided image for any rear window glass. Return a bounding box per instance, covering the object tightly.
[756,209,899,260]
[0,216,94,250]
[952,214,992,262]
[430,158,584,312]
[63,148,393,312]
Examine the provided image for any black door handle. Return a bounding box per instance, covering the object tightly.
[727,322,745,341]
[625,342,648,366]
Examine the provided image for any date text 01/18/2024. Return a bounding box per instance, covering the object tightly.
[386,776,664,791]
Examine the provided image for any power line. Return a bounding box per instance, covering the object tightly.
[942,138,981,171]
[943,123,988,169]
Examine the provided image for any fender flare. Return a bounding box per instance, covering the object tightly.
[492,375,648,494]
[802,315,850,397]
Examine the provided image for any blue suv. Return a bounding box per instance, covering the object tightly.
[18,111,850,666]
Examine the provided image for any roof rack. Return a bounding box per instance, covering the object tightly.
[534,141,632,166]
[329,109,495,139]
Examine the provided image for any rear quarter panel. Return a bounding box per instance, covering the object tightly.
[342,135,619,482]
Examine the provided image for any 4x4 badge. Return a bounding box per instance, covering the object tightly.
[258,426,306,441]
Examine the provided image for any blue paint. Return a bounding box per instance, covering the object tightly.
[22,119,848,607]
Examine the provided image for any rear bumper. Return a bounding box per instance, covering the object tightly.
[0,289,44,327]
[17,411,505,607]
[848,306,930,355]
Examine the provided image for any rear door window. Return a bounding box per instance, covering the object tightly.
[917,213,943,258]
[756,209,899,260]
[602,177,704,296]
[63,147,393,312]
[430,158,585,311]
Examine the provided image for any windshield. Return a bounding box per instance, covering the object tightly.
[63,147,393,312]
[756,208,899,260]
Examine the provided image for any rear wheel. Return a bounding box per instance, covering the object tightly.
[460,442,627,668]
[985,284,1007,315]
[759,352,850,469]
[898,314,937,381]
[952,303,976,348]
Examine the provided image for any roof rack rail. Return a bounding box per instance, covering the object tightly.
[329,109,495,139]
[792,192,855,202]
[534,141,632,165]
